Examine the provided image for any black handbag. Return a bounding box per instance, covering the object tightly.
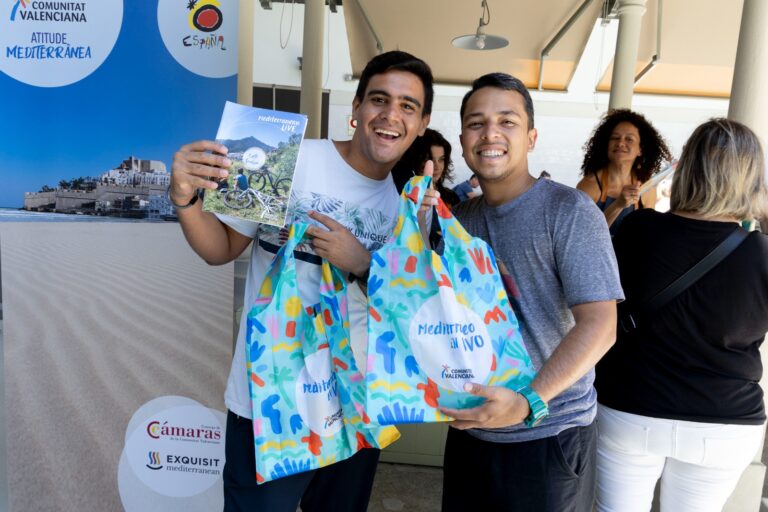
[619,227,749,333]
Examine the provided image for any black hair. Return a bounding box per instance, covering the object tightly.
[420,128,455,187]
[459,73,534,129]
[581,109,672,183]
[390,128,455,195]
[355,51,434,115]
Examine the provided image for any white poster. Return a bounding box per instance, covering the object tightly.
[119,396,226,510]
[0,0,123,87]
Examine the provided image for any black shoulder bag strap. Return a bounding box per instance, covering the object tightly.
[619,227,749,333]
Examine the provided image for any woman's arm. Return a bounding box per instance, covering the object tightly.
[576,176,600,202]
[640,186,657,209]
[577,176,624,228]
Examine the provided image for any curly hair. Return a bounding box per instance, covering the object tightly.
[581,109,672,183]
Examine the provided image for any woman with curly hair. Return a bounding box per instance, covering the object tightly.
[577,109,672,234]
[391,128,460,207]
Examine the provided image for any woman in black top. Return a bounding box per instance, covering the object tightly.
[577,109,672,235]
[594,119,768,512]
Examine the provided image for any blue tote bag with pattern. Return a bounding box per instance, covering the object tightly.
[245,223,399,483]
[364,176,536,425]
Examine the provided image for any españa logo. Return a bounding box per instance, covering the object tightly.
[186,0,222,32]
[146,451,163,470]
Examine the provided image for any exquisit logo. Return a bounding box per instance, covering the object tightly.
[146,451,163,470]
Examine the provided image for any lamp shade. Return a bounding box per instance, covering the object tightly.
[451,33,509,50]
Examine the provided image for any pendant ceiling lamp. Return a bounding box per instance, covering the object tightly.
[451,0,509,51]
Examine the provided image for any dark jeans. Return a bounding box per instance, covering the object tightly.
[442,423,597,512]
[223,411,381,512]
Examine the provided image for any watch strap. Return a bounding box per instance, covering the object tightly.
[518,385,548,428]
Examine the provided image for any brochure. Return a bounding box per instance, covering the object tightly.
[638,160,678,196]
[202,101,308,227]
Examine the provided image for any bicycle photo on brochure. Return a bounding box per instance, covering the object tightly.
[202,143,297,225]
[218,161,290,222]
[222,183,283,220]
[248,165,292,198]
[201,103,307,227]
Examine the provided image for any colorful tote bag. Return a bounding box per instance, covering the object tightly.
[245,223,398,483]
[365,176,536,425]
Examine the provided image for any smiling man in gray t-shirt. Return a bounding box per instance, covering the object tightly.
[439,74,623,512]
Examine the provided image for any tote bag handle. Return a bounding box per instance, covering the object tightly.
[255,223,310,302]
[398,176,482,263]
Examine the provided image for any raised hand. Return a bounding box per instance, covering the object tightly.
[170,140,231,206]
[419,160,440,213]
[617,182,641,208]
[416,160,441,247]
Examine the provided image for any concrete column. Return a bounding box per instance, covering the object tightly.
[608,0,647,110]
[729,10,768,508]
[300,0,326,139]
[728,0,768,146]
[237,0,255,106]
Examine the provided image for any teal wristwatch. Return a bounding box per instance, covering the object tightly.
[518,385,549,427]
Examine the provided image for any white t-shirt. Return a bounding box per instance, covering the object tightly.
[217,139,399,419]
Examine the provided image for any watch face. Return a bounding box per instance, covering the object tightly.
[526,413,546,427]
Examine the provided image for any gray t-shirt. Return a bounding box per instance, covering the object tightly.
[453,178,623,442]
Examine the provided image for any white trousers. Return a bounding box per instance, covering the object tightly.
[596,404,764,512]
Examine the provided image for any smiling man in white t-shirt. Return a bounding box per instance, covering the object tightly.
[168,51,435,512]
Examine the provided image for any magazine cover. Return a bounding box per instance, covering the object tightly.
[203,101,308,226]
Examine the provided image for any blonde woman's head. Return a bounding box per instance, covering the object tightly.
[671,118,768,220]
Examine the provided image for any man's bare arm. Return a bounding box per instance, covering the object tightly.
[441,300,617,429]
[527,300,616,403]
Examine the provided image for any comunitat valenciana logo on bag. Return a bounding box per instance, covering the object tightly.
[409,289,493,392]
[295,348,345,437]
[440,364,475,381]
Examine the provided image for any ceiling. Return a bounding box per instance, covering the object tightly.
[343,0,744,97]
[597,0,743,97]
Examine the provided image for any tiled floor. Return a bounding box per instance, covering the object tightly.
[369,463,442,512]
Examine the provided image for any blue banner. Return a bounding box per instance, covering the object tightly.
[0,0,238,214]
